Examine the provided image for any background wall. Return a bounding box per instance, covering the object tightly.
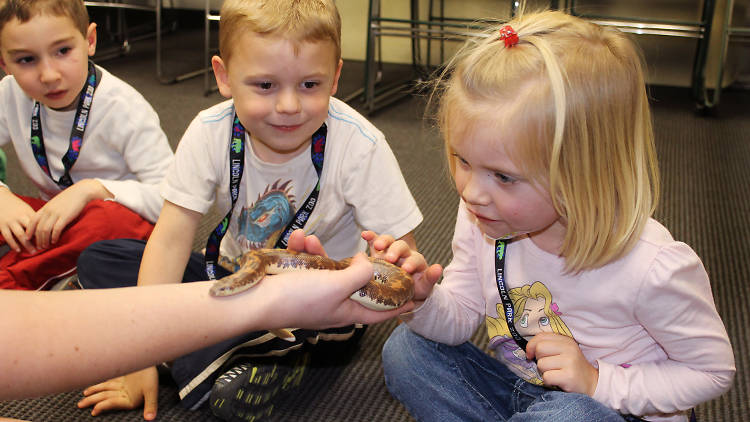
[125,0,750,89]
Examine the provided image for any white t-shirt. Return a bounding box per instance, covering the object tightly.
[0,66,173,222]
[162,97,423,260]
[404,200,735,421]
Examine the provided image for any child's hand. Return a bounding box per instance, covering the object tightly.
[269,253,415,326]
[361,231,442,303]
[0,188,38,254]
[285,228,327,257]
[77,366,159,420]
[524,332,599,397]
[277,229,417,323]
[26,179,111,250]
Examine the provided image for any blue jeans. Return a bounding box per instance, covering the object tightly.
[382,324,643,422]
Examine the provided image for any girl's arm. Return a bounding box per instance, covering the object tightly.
[399,202,487,345]
[0,252,408,401]
[593,242,735,416]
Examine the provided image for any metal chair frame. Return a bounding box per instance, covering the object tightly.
[84,1,160,61]
[349,0,520,115]
[561,0,717,110]
[703,0,750,108]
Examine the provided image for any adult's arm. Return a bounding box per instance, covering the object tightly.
[0,252,410,400]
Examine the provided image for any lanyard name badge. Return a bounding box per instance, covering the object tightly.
[494,239,529,351]
[30,61,101,188]
[204,113,327,280]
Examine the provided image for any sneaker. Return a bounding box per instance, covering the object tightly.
[209,351,309,422]
[49,274,82,291]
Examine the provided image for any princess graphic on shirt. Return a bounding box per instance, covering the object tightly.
[486,281,572,385]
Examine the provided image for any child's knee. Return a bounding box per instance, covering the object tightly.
[77,239,145,289]
[77,240,109,269]
[382,324,420,376]
[532,391,623,422]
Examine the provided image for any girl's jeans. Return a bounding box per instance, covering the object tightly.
[382,324,645,422]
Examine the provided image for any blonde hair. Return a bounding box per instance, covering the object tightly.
[436,10,659,272]
[218,0,341,65]
[0,0,88,38]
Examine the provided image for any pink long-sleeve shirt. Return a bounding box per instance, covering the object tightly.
[403,200,735,421]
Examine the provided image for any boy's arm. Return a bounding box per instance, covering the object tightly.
[96,88,173,224]
[138,200,201,286]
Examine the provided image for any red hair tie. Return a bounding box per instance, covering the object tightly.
[498,25,519,48]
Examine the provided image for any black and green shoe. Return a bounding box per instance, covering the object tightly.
[209,351,309,422]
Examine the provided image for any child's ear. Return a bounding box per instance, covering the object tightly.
[330,59,343,96]
[0,55,7,75]
[211,55,232,98]
[85,23,97,57]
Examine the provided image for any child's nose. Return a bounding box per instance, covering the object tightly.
[39,60,61,84]
[276,89,301,114]
[460,172,489,205]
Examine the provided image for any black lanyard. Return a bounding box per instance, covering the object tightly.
[30,61,101,188]
[204,113,327,279]
[204,113,246,280]
[494,239,528,351]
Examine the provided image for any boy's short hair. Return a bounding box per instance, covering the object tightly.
[218,0,341,65]
[0,0,89,39]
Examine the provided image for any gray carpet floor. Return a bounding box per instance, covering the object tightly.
[1,18,748,422]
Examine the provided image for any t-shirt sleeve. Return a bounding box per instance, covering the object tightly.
[340,132,422,239]
[160,114,222,214]
[96,94,172,223]
[592,241,735,417]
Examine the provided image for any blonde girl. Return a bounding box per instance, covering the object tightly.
[381,10,734,422]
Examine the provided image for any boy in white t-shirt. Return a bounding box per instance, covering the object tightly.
[0,0,172,290]
[75,0,422,420]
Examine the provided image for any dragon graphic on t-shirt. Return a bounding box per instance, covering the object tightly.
[237,179,296,249]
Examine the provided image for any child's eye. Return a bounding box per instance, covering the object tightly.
[57,46,72,56]
[301,81,319,89]
[15,56,34,65]
[255,82,273,90]
[494,172,516,184]
[451,153,469,167]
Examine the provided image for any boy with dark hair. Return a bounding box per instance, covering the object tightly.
[0,0,173,289]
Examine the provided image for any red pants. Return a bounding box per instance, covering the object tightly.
[0,196,154,290]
